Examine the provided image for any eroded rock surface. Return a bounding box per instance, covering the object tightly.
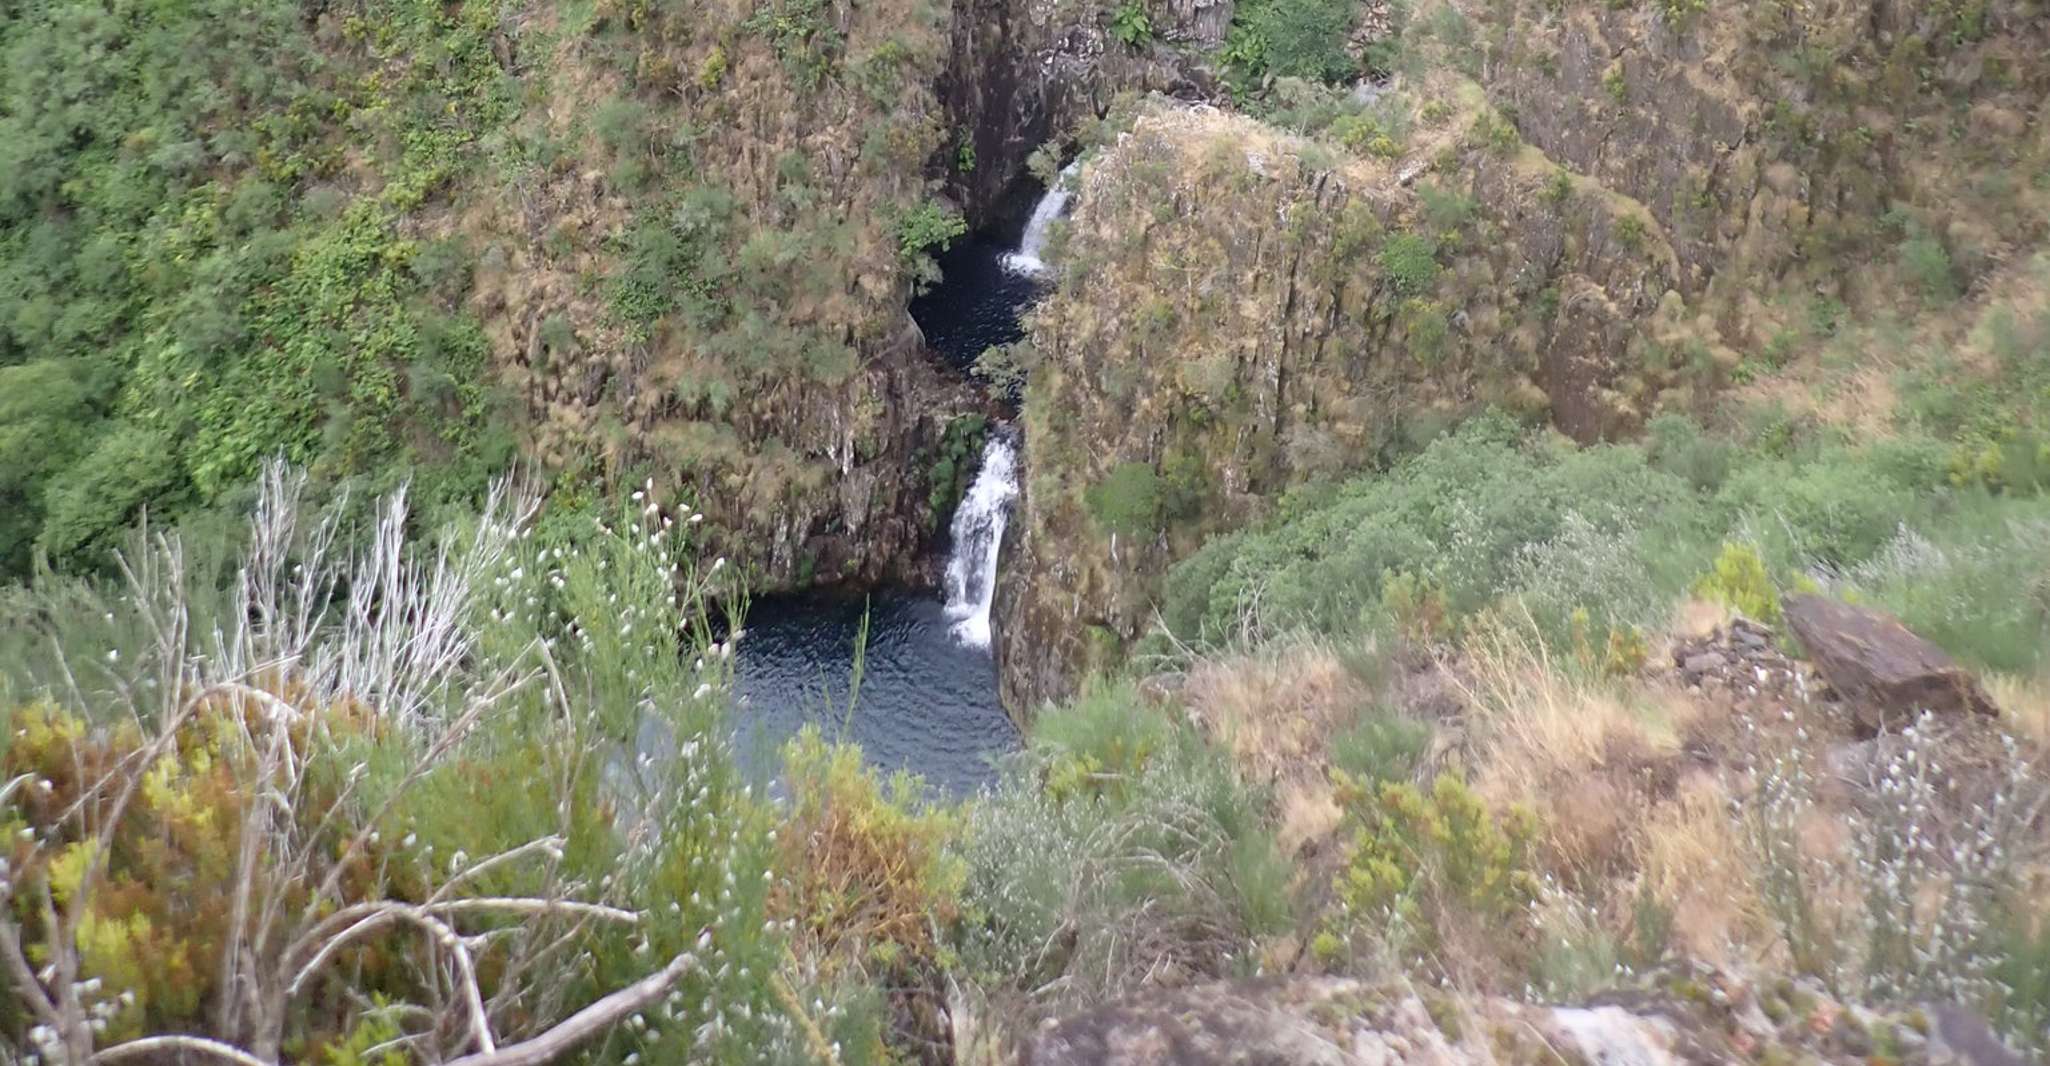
[1020,975,2025,1066]
[1784,594,1998,734]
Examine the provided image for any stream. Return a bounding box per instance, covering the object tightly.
[732,168,1076,796]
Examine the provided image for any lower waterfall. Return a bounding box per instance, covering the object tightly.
[942,428,1020,649]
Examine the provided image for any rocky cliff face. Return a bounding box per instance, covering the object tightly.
[1482,0,2049,341]
[461,0,1236,593]
[994,0,2050,712]
[942,0,1233,223]
[997,94,1685,709]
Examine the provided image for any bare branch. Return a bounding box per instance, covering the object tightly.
[441,952,698,1066]
[95,1035,275,1066]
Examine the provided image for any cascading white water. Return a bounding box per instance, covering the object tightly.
[1000,160,1081,276]
[942,430,1020,649]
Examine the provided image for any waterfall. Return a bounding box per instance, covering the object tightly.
[1000,160,1081,276]
[942,429,1020,649]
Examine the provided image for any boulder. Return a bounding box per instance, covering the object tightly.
[1782,595,1997,733]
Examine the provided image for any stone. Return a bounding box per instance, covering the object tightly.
[1782,595,1997,732]
[1683,651,1729,675]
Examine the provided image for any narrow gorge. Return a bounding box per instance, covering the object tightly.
[4,0,2048,1061]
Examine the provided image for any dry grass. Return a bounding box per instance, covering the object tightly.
[1453,613,1690,809]
[1181,638,1366,776]
[1985,671,2050,749]
[1180,636,1371,855]
[1638,769,1768,962]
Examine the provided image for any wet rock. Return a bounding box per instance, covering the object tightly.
[1782,595,1996,734]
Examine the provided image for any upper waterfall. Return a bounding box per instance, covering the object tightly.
[1000,161,1081,276]
[942,428,1020,649]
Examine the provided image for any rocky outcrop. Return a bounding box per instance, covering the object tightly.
[1022,973,2020,1066]
[1784,594,1999,735]
[469,0,1001,592]
[1480,0,2049,344]
[997,97,1684,710]
[941,0,1230,224]
[994,0,2050,712]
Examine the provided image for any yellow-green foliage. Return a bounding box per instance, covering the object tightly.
[774,727,964,973]
[1,692,417,1042]
[1333,774,1539,952]
[3,699,255,1037]
[1692,540,1780,623]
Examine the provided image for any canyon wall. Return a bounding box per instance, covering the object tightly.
[996,0,2050,711]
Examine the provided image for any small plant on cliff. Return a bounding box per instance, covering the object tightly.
[1380,232,1441,296]
[1224,0,1361,86]
[745,0,845,88]
[1086,461,1167,538]
[926,414,990,529]
[1603,61,1628,104]
[896,200,968,291]
[1655,0,1708,22]
[1110,0,1153,48]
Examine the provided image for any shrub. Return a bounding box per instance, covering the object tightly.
[0,465,807,1063]
[1739,715,2047,1049]
[775,728,963,972]
[1085,461,1166,538]
[1901,231,1959,304]
[1508,511,1668,646]
[1329,708,1432,786]
[1226,0,1361,84]
[1838,512,2050,673]
[958,687,1292,1005]
[1109,0,1153,47]
[1328,774,1540,969]
[1692,540,1780,623]
[1380,232,1440,295]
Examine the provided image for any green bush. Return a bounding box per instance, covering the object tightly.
[1085,461,1168,537]
[1380,232,1441,295]
[1841,506,2050,673]
[1225,0,1362,85]
[1329,774,1539,965]
[959,683,1292,1002]
[1329,708,1432,787]
[1110,0,1154,47]
[1901,231,1959,304]
[1692,541,1781,623]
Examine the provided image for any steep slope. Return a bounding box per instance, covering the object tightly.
[0,0,1214,588]
[996,0,2050,711]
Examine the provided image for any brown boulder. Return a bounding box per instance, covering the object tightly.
[1782,595,1997,733]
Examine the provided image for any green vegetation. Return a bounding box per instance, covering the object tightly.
[1223,0,1367,85]
[0,0,520,576]
[1380,232,1442,295]
[926,415,992,528]
[957,680,1293,1000]
[1160,413,2050,673]
[1110,0,1155,47]
[1084,455,1208,538]
[1328,775,1539,968]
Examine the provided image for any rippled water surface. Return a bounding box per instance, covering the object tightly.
[910,233,1043,368]
[734,592,1022,796]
